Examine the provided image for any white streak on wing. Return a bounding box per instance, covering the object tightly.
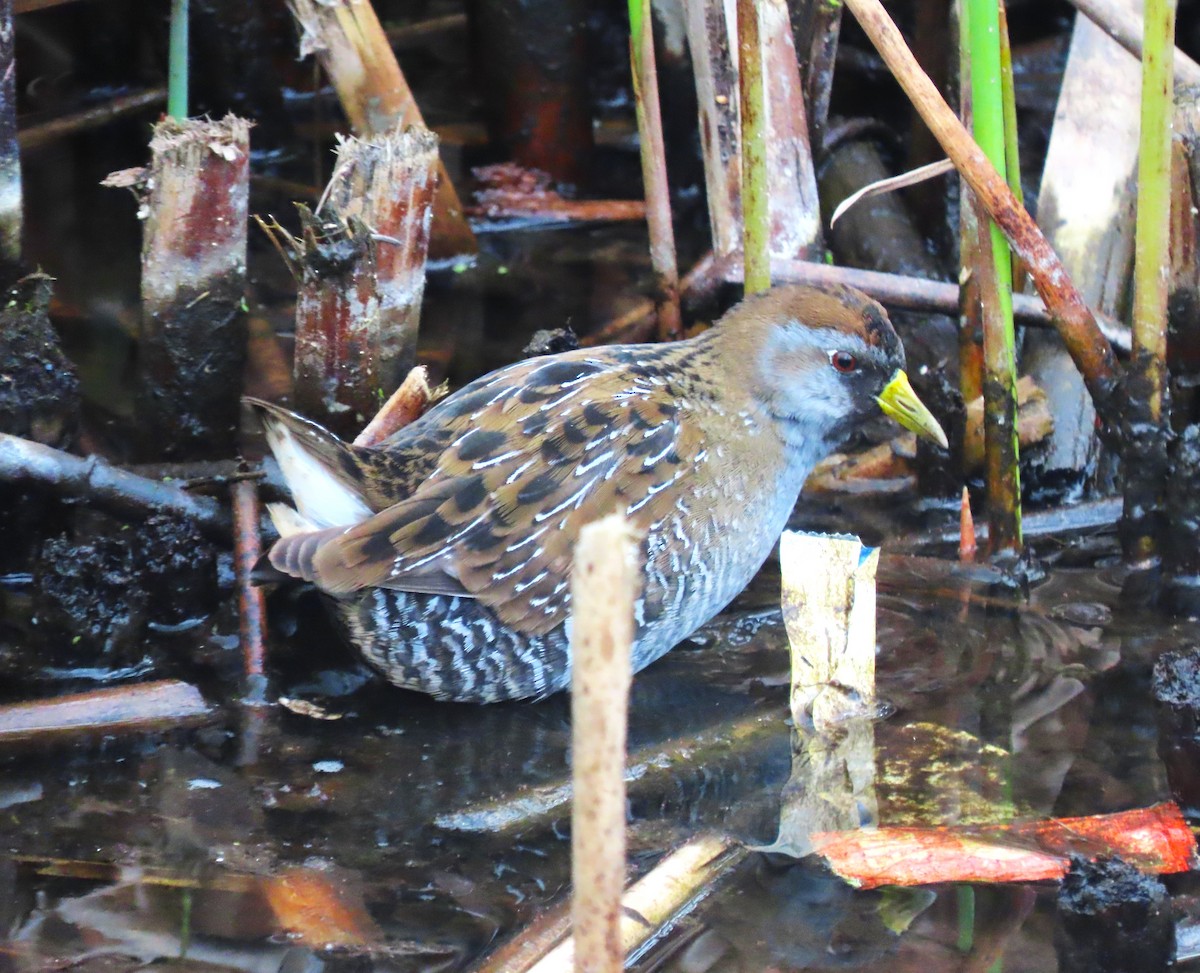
[641,438,676,469]
[472,448,523,470]
[506,524,550,553]
[403,511,488,570]
[533,481,594,523]
[513,570,549,594]
[574,449,615,477]
[505,457,537,484]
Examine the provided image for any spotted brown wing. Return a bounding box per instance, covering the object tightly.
[304,349,704,635]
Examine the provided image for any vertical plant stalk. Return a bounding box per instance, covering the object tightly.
[966,0,1022,552]
[760,0,823,261]
[996,1,1021,208]
[168,0,188,119]
[736,0,770,294]
[0,0,20,268]
[291,126,438,438]
[804,0,843,149]
[841,0,1122,433]
[569,514,640,973]
[1122,0,1177,563]
[286,0,476,259]
[628,0,683,341]
[125,116,250,459]
[232,479,267,686]
[683,0,743,260]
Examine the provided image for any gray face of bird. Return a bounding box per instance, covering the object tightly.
[753,320,905,451]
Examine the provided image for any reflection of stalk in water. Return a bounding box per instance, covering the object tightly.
[434,708,786,834]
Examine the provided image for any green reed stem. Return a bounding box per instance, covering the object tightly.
[966,0,1022,551]
[1132,0,1176,424]
[736,0,770,294]
[1120,0,1177,563]
[168,0,188,120]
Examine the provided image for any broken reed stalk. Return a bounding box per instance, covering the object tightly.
[771,532,879,856]
[0,0,20,268]
[285,0,476,259]
[965,0,1022,552]
[167,0,188,118]
[569,514,639,973]
[1063,0,1200,88]
[736,0,769,294]
[1121,0,1177,564]
[628,0,683,341]
[353,365,438,447]
[521,834,745,973]
[288,125,438,438]
[232,479,267,686]
[0,680,211,744]
[803,0,843,149]
[123,116,250,460]
[841,0,1122,432]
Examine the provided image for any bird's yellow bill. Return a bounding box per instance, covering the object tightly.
[877,370,948,450]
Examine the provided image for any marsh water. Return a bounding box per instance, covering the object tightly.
[4,495,1200,972]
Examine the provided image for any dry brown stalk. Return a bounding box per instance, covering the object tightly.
[737,258,1130,347]
[569,514,640,973]
[842,0,1121,430]
[1064,0,1200,86]
[286,0,476,258]
[18,87,167,152]
[630,0,683,340]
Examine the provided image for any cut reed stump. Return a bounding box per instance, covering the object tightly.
[106,116,251,460]
[770,532,879,857]
[286,0,476,259]
[282,126,437,438]
[0,0,20,273]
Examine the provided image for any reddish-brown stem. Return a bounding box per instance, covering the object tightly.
[232,479,267,682]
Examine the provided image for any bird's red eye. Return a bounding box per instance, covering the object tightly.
[829,351,859,373]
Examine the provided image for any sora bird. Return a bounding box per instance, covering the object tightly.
[249,284,947,703]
